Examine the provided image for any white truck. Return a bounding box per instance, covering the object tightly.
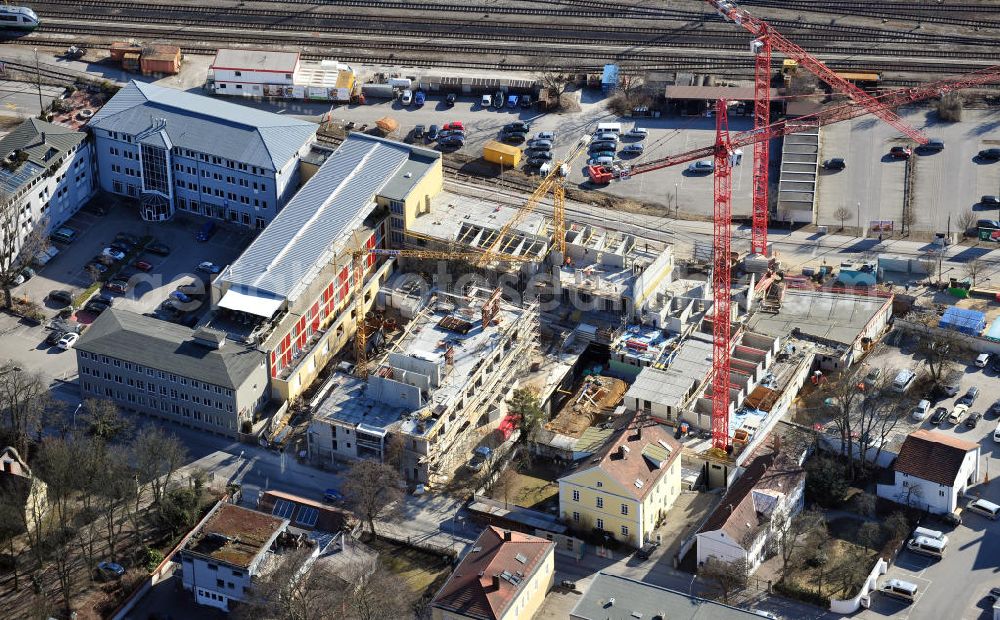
[32,246,59,267]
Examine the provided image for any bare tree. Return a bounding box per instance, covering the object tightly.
[919,253,939,284]
[773,508,825,583]
[342,460,404,536]
[235,547,344,620]
[856,521,882,553]
[956,209,976,235]
[535,63,573,111]
[132,425,188,511]
[346,556,414,620]
[806,366,867,479]
[98,450,138,563]
[0,491,26,590]
[80,398,131,441]
[0,188,49,309]
[854,390,911,472]
[0,364,51,456]
[833,207,852,232]
[699,556,749,604]
[918,329,962,388]
[964,259,983,286]
[383,432,406,471]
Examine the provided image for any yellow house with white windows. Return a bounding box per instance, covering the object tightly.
[558,421,682,547]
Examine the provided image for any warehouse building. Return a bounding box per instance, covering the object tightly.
[75,309,269,437]
[208,133,443,402]
[308,287,536,485]
[87,80,317,223]
[0,118,95,257]
[207,49,357,103]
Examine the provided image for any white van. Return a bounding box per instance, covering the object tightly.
[596,122,622,134]
[881,578,918,602]
[907,534,947,557]
[481,94,492,107]
[911,399,931,421]
[891,369,916,393]
[401,89,413,105]
[913,526,945,541]
[975,353,990,368]
[967,498,1000,520]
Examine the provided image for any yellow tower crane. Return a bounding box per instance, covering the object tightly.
[475,134,592,267]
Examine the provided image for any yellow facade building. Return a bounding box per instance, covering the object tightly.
[558,421,682,547]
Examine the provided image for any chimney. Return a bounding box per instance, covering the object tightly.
[492,574,501,590]
[503,530,512,542]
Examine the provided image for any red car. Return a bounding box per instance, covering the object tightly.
[889,146,912,159]
[133,260,153,272]
[443,121,465,131]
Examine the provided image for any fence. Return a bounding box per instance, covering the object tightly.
[897,316,1000,355]
[828,557,887,614]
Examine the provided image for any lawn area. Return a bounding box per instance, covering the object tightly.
[489,463,561,511]
[786,517,884,601]
[367,538,451,596]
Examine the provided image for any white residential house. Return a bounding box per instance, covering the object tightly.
[876,429,980,515]
[696,449,805,574]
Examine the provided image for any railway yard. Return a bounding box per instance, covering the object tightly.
[2,1,1000,620]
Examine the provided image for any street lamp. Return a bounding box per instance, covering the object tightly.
[856,201,861,234]
[71,403,82,429]
[674,183,679,217]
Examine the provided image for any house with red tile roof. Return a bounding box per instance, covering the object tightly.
[430,526,555,620]
[695,448,805,574]
[877,429,979,515]
[558,421,682,547]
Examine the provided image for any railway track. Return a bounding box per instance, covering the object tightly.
[29,0,998,51]
[739,0,1000,29]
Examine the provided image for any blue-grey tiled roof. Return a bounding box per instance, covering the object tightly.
[221,134,438,303]
[87,81,316,171]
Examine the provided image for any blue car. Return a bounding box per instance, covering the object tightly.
[323,489,344,503]
[170,290,192,303]
[414,91,426,106]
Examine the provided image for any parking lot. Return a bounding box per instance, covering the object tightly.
[856,340,1000,620]
[817,107,1000,235]
[2,196,249,381]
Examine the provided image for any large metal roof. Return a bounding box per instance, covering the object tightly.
[87,81,316,171]
[221,134,439,303]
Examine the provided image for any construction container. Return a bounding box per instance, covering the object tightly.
[140,45,181,75]
[483,140,521,167]
[110,42,142,62]
[361,83,395,99]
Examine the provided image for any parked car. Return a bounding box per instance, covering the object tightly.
[115,232,139,245]
[948,403,969,425]
[535,131,555,141]
[594,132,619,143]
[171,290,193,303]
[988,400,1000,419]
[322,489,344,503]
[46,329,66,346]
[590,150,616,160]
[911,399,931,421]
[400,89,413,105]
[519,95,532,108]
[104,279,129,294]
[20,266,35,281]
[84,300,109,315]
[501,132,526,145]
[177,283,204,297]
[467,446,492,472]
[625,127,649,140]
[588,156,614,166]
[57,332,79,350]
[504,121,530,133]
[48,290,73,306]
[636,541,659,561]
[889,146,912,159]
[414,90,426,106]
[197,261,222,274]
[109,240,134,253]
[196,221,216,242]
[427,124,439,141]
[918,138,945,153]
[528,151,553,161]
[527,139,553,150]
[979,195,999,207]
[977,147,1000,161]
[493,91,504,108]
[445,93,457,107]
[95,293,116,306]
[133,260,153,272]
[438,136,465,149]
[965,411,983,429]
[988,587,1000,603]
[413,124,425,140]
[101,247,126,261]
[977,219,1000,230]
[147,242,171,256]
[823,158,846,170]
[687,160,714,173]
[439,129,465,139]
[957,386,980,407]
[929,407,948,425]
[506,94,519,109]
[526,157,551,167]
[86,261,109,274]
[96,561,125,580]
[622,143,645,155]
[480,94,492,107]
[50,227,77,244]
[443,121,465,131]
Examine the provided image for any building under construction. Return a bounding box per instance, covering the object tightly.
[307,286,537,485]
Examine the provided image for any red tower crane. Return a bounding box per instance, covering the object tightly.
[708,0,932,257]
[597,65,1000,450]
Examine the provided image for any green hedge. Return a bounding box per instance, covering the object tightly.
[774,581,831,608]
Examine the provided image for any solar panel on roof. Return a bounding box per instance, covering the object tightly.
[296,506,319,528]
[272,499,294,519]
